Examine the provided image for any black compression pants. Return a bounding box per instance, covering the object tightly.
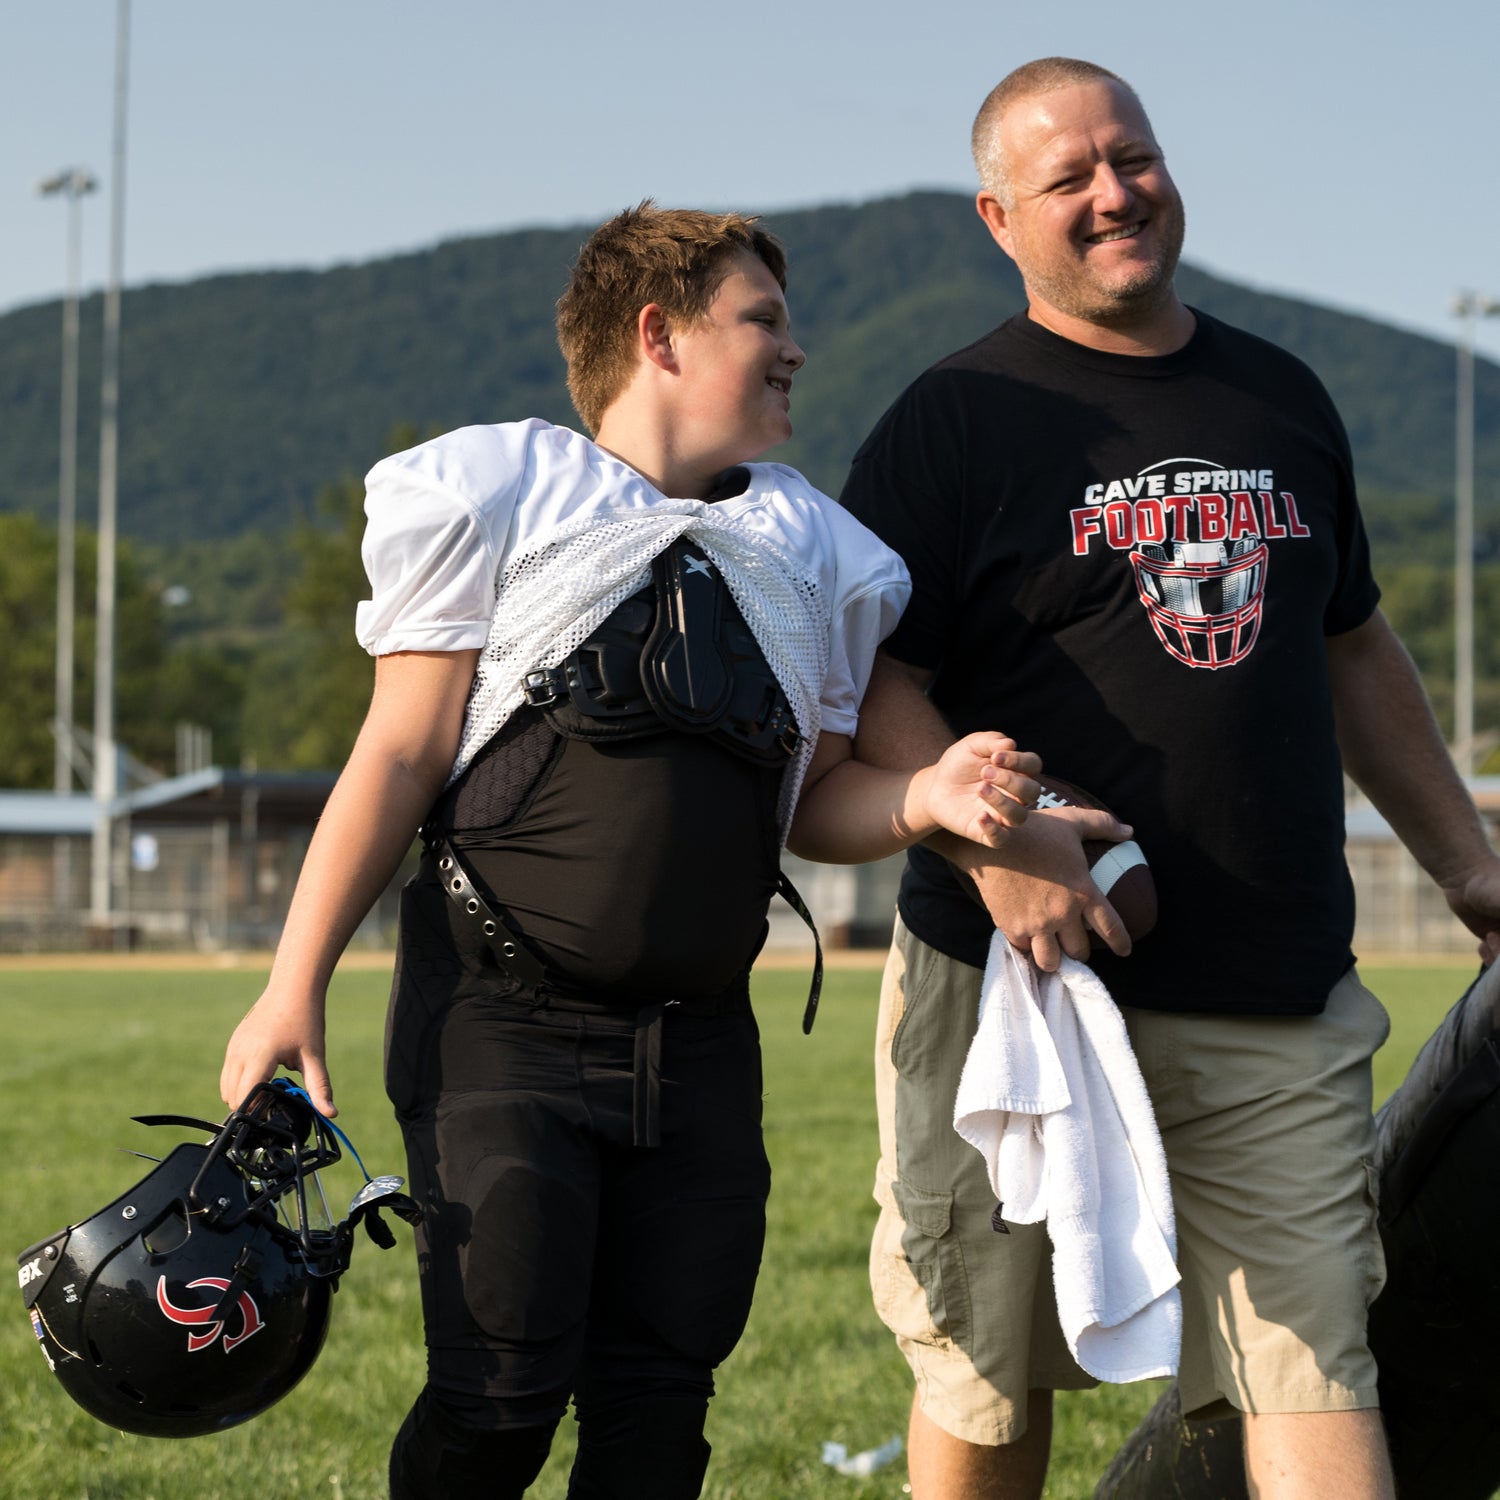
[385,875,771,1498]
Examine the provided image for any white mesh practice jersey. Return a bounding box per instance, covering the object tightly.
[355,420,911,834]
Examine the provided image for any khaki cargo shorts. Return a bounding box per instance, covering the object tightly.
[869,918,1388,1443]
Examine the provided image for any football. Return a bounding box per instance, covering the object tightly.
[1032,774,1157,944]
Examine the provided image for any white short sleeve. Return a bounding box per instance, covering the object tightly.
[354,424,539,656]
[818,525,910,736]
[742,466,911,737]
[820,566,910,737]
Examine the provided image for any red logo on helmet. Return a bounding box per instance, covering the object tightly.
[156,1275,265,1353]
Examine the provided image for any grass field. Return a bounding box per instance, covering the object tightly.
[0,954,1475,1499]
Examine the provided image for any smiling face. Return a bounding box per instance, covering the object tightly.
[977,79,1187,347]
[668,250,806,471]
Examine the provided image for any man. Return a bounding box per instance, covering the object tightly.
[842,57,1500,1500]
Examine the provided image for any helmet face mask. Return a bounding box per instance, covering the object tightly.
[1130,536,1269,669]
[17,1080,417,1438]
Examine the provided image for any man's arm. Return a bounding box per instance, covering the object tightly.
[853,651,1134,970]
[1328,609,1500,960]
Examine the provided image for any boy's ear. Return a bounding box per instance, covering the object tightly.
[638,303,679,374]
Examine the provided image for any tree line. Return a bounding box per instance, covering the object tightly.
[3,192,1497,552]
[3,442,1498,791]
[1,456,383,789]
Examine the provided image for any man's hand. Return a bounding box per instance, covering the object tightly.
[945,806,1134,971]
[1440,855,1500,966]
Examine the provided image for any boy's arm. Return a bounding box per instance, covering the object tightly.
[219,648,479,1117]
[785,727,1040,864]
[851,652,1134,968]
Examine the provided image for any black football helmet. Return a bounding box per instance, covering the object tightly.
[16,1078,419,1438]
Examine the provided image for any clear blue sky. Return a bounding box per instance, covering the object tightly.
[5,0,1499,356]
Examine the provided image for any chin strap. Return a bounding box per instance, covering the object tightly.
[776,871,824,1035]
[261,1079,422,1265]
[264,1079,370,1178]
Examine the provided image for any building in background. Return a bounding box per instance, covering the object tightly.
[1,775,1494,958]
[0,768,399,952]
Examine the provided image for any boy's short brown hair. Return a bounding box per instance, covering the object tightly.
[556,201,787,434]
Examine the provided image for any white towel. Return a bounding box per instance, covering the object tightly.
[953,934,1181,1382]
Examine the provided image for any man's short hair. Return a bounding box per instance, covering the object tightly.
[556,202,788,434]
[971,57,1137,207]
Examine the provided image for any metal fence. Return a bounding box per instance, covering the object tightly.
[0,826,407,953]
[0,828,1481,958]
[1347,838,1477,955]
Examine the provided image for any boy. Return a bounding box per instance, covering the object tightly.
[219,204,1037,1499]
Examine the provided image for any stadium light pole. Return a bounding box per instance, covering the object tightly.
[38,167,97,908]
[91,0,131,939]
[1453,291,1500,777]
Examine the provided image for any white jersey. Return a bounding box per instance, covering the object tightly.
[355,420,911,833]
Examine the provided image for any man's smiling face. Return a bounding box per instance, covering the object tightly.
[981,78,1186,335]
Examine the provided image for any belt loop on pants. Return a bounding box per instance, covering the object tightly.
[633,1002,668,1148]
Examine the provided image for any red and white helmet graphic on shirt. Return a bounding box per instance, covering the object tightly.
[156,1275,265,1354]
[1130,536,1268,669]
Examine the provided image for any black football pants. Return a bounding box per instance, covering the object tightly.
[384,877,771,1498]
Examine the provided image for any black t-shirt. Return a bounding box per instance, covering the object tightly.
[840,310,1380,1014]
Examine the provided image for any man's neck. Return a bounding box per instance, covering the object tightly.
[1025,291,1196,357]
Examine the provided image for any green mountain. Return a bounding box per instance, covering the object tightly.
[2,190,1496,553]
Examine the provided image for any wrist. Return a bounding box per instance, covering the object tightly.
[260,967,331,1015]
[905,764,941,847]
[1431,844,1500,893]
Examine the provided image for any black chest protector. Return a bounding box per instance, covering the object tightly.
[519,538,802,765]
[426,537,825,1057]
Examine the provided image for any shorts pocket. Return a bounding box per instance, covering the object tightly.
[894,1178,954,1238]
[889,932,944,1076]
[871,1179,972,1351]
